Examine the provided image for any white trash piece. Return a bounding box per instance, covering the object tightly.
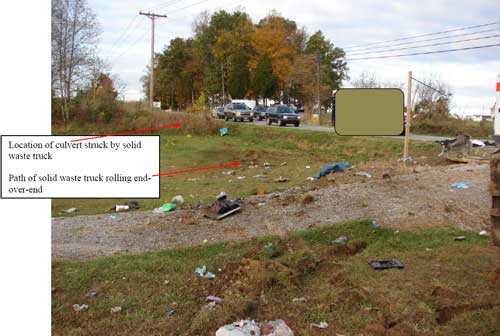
[216,319,293,336]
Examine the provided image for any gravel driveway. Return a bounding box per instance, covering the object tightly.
[52,163,489,260]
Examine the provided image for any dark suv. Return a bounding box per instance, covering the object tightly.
[253,105,268,120]
[224,102,253,122]
[267,105,301,127]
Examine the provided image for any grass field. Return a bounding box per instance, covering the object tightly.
[52,123,440,216]
[52,220,499,335]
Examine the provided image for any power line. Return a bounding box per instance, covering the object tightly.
[106,16,142,57]
[411,77,450,96]
[146,0,186,11]
[346,43,500,61]
[347,33,500,56]
[346,27,500,54]
[110,29,148,64]
[164,0,211,15]
[343,20,500,51]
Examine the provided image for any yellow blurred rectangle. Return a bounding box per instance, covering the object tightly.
[335,88,404,136]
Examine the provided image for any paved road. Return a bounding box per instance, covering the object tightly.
[251,120,451,142]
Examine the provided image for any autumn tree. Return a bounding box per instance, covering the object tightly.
[52,0,100,122]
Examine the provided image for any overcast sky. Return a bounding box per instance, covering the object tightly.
[90,0,500,116]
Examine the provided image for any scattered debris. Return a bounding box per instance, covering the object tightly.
[479,230,489,236]
[110,306,122,314]
[195,265,215,279]
[205,192,241,220]
[109,214,116,219]
[305,165,311,169]
[454,236,466,241]
[115,205,129,212]
[382,172,391,179]
[219,127,229,136]
[471,139,485,147]
[263,242,283,258]
[254,174,267,179]
[274,176,289,183]
[333,235,348,245]
[156,203,176,213]
[372,220,380,229]
[311,321,329,329]
[64,208,77,214]
[237,176,246,180]
[171,195,184,205]
[369,259,405,270]
[72,304,88,312]
[292,297,306,303]
[450,182,470,190]
[127,200,140,210]
[85,290,97,299]
[356,171,372,178]
[306,176,315,181]
[165,308,176,317]
[222,170,236,176]
[315,161,351,179]
[207,295,223,303]
[280,162,287,166]
[215,319,293,336]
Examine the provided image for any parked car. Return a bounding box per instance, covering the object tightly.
[253,105,268,120]
[267,105,301,127]
[212,106,225,119]
[224,102,253,122]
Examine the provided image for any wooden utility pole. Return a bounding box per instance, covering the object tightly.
[403,71,413,161]
[139,11,167,110]
[316,53,321,114]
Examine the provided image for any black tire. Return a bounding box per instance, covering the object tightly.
[249,118,254,122]
[267,118,272,126]
[233,116,237,122]
[279,120,285,127]
[294,122,300,127]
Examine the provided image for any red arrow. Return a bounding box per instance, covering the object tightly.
[70,122,181,142]
[154,161,240,177]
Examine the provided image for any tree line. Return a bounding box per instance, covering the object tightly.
[143,9,348,110]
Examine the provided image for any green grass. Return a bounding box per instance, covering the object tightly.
[52,221,499,335]
[52,123,439,216]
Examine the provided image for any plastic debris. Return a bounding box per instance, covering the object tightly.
[292,297,306,302]
[450,182,469,190]
[471,139,485,147]
[311,321,329,329]
[195,265,215,279]
[333,235,348,245]
[115,205,129,212]
[356,171,372,178]
[222,170,236,176]
[72,304,88,312]
[274,176,289,183]
[454,236,466,241]
[207,295,223,303]
[306,177,315,181]
[315,161,351,179]
[64,208,77,214]
[479,230,489,236]
[109,214,116,219]
[166,308,176,317]
[372,220,380,229]
[219,127,229,136]
[85,290,97,299]
[369,259,404,270]
[305,165,311,169]
[110,306,122,314]
[254,174,267,179]
[160,203,176,212]
[127,200,140,210]
[237,176,246,180]
[171,195,184,205]
[216,319,293,336]
[280,162,287,166]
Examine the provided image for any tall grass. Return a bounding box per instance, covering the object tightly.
[412,114,492,138]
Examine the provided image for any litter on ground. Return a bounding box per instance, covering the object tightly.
[372,220,380,229]
[205,192,241,220]
[333,235,348,245]
[157,203,176,213]
[479,230,489,236]
[110,306,122,314]
[355,171,372,178]
[274,176,289,182]
[219,127,229,136]
[64,208,77,214]
[311,321,329,329]
[171,195,184,205]
[450,182,470,189]
[72,304,88,312]
[315,161,351,179]
[454,236,466,241]
[195,265,215,279]
[369,259,405,270]
[215,319,293,336]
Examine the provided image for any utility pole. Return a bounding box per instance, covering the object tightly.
[403,71,413,161]
[316,53,321,114]
[139,11,167,110]
[221,62,225,105]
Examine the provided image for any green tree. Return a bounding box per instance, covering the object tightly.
[251,55,278,101]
